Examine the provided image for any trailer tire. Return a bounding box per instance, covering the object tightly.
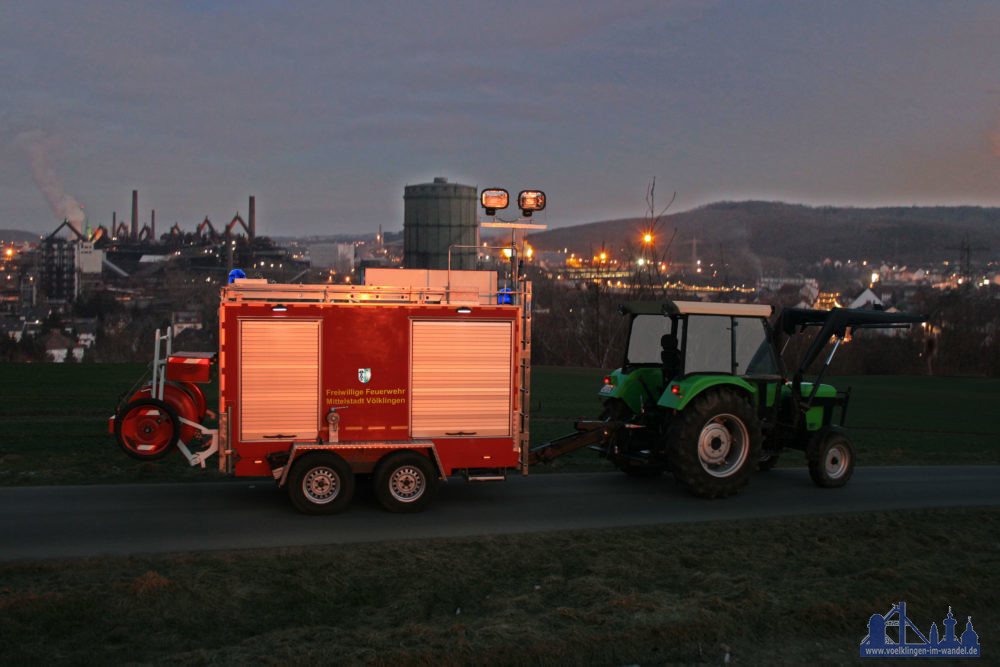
[288,453,355,515]
[114,398,180,460]
[667,388,761,498]
[807,430,855,488]
[374,451,439,513]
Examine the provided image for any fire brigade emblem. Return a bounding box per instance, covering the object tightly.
[358,368,372,383]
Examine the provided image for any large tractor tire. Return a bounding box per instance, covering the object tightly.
[373,451,439,513]
[807,429,855,488]
[114,398,180,460]
[667,388,762,498]
[288,452,355,515]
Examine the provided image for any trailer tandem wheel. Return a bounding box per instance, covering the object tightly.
[114,398,181,460]
[288,452,355,514]
[374,451,439,513]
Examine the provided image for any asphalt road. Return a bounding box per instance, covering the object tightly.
[1,466,998,561]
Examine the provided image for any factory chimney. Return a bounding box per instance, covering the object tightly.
[249,196,256,239]
[151,209,156,242]
[131,190,138,240]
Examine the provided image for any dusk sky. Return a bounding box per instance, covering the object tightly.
[3,1,999,237]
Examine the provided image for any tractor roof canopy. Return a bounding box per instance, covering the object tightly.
[619,301,773,318]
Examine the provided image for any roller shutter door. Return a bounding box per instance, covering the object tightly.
[411,320,513,437]
[239,319,320,440]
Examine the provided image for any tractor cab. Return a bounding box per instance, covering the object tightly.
[601,301,778,416]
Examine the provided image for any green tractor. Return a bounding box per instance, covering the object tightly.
[530,301,925,498]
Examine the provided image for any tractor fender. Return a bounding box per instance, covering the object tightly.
[597,367,663,415]
[657,375,757,411]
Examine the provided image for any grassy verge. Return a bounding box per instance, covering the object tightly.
[1,507,995,664]
[1,364,997,485]
[0,363,227,486]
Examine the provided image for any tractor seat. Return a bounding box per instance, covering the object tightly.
[660,333,681,383]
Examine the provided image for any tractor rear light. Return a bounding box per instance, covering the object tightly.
[671,385,682,398]
[603,376,612,384]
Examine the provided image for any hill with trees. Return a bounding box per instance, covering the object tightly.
[526,201,1000,276]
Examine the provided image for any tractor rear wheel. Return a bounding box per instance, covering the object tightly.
[288,453,355,514]
[667,388,761,498]
[807,430,855,488]
[114,398,180,460]
[374,451,439,513]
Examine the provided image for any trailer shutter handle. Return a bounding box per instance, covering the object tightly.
[263,434,296,439]
[445,431,477,436]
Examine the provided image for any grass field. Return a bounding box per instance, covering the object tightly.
[1,364,998,485]
[1,363,997,663]
[0,507,995,664]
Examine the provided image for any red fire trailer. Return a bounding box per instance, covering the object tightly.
[111,269,532,514]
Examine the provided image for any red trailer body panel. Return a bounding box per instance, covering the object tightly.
[216,278,528,479]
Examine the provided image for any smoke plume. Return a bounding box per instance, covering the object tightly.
[15,130,85,234]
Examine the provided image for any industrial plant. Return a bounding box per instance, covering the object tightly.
[0,177,529,362]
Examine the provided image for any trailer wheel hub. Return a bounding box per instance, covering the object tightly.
[388,465,426,502]
[302,466,341,504]
[697,414,749,478]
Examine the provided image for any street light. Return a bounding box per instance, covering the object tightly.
[642,233,653,244]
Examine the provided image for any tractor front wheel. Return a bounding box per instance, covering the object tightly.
[807,430,855,488]
[667,389,761,498]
